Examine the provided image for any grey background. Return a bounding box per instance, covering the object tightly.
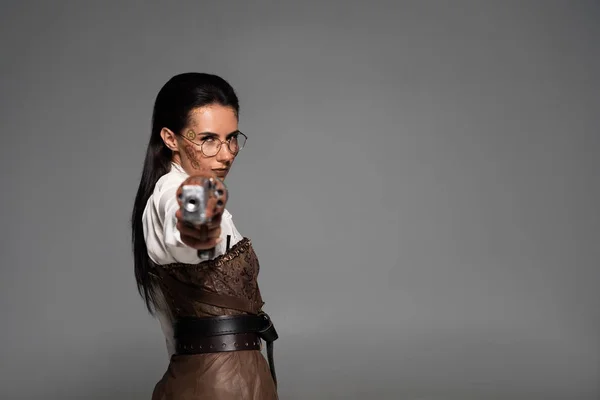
[1,1,599,399]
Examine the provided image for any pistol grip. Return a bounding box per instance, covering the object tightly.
[197,248,215,261]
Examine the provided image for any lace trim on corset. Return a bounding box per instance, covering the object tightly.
[160,237,251,270]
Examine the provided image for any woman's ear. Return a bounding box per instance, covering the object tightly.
[160,128,179,152]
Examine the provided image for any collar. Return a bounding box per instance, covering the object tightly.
[170,162,187,175]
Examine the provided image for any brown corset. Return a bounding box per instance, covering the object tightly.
[153,237,265,318]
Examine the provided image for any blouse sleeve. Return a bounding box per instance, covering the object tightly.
[142,169,242,265]
[142,171,203,264]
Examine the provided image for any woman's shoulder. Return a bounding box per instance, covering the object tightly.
[154,163,188,192]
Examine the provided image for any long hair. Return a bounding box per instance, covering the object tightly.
[131,72,240,314]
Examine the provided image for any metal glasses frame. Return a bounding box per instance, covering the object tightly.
[181,131,248,157]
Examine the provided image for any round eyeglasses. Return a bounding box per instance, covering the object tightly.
[182,131,247,157]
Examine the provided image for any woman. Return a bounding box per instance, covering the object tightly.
[131,72,279,399]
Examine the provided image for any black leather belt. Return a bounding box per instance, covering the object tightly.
[173,312,279,387]
[175,331,262,352]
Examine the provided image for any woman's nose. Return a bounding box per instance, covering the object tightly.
[216,143,234,162]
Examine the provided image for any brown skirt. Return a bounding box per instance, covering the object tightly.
[152,349,278,399]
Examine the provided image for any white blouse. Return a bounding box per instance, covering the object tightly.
[142,162,244,357]
[142,162,243,265]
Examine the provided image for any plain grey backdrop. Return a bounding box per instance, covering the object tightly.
[1,1,598,399]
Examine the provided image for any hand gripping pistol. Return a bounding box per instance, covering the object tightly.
[176,171,229,261]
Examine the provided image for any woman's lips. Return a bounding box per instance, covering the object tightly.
[212,169,228,177]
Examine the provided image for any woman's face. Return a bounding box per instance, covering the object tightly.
[166,104,240,180]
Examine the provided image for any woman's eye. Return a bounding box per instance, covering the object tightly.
[201,137,215,143]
